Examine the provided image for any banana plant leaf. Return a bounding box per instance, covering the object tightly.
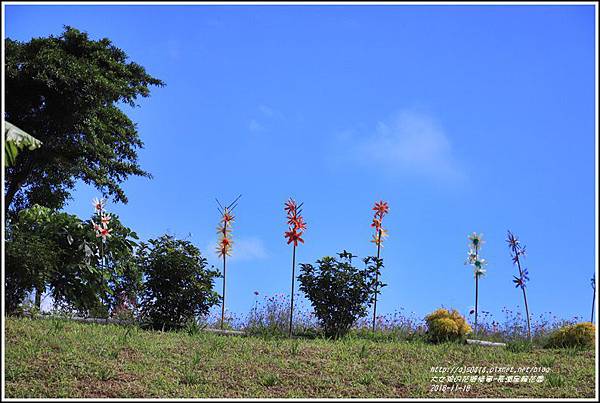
[4,121,42,166]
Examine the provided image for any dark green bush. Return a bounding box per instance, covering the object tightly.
[138,235,221,330]
[298,251,384,339]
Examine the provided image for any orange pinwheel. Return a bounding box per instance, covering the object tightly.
[215,195,242,330]
[216,208,235,257]
[371,200,389,248]
[284,198,306,247]
[370,199,389,332]
[284,198,306,337]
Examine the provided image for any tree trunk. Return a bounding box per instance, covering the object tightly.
[4,158,34,211]
[4,180,20,211]
[35,287,42,309]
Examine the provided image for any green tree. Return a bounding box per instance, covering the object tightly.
[139,235,221,330]
[4,26,164,211]
[298,251,384,339]
[4,205,140,316]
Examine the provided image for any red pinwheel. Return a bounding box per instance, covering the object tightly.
[373,200,389,217]
[215,195,242,330]
[284,198,306,337]
[91,197,111,270]
[369,200,389,331]
[216,209,234,257]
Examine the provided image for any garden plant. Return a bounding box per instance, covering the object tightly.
[138,235,221,330]
[298,250,384,339]
[425,308,472,343]
[545,322,595,349]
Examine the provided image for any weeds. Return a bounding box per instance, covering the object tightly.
[546,373,566,388]
[357,372,375,386]
[359,343,369,359]
[180,367,201,386]
[260,373,279,387]
[506,340,534,353]
[290,340,300,357]
[192,351,202,366]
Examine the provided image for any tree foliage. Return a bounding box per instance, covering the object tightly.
[298,251,384,339]
[138,235,221,330]
[4,204,140,316]
[4,26,164,211]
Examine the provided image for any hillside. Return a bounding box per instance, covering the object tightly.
[4,317,596,398]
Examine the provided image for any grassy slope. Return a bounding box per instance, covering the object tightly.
[4,317,596,398]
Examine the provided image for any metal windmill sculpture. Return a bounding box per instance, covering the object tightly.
[215,194,242,330]
[92,197,112,270]
[370,200,389,332]
[284,198,307,337]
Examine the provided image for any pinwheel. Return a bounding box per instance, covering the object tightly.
[96,225,113,242]
[284,198,306,337]
[216,211,234,258]
[370,200,389,331]
[92,197,105,213]
[465,232,486,335]
[506,230,532,340]
[100,213,112,226]
[216,195,241,330]
[91,197,110,269]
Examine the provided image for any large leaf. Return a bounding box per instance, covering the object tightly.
[4,121,42,166]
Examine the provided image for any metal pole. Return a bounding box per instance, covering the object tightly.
[372,229,382,332]
[474,244,479,335]
[220,220,227,330]
[289,244,296,337]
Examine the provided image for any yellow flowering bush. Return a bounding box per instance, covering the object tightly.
[425,308,472,343]
[546,322,595,349]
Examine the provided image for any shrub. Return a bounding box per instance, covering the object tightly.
[425,308,472,343]
[298,251,384,339]
[138,235,221,330]
[545,322,595,349]
[4,204,140,316]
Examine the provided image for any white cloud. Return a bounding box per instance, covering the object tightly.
[348,110,464,181]
[204,236,268,262]
[248,119,264,132]
[259,104,275,117]
[248,105,285,133]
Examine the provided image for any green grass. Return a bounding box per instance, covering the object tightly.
[5,317,596,398]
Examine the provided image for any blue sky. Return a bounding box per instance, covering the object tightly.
[5,4,596,324]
